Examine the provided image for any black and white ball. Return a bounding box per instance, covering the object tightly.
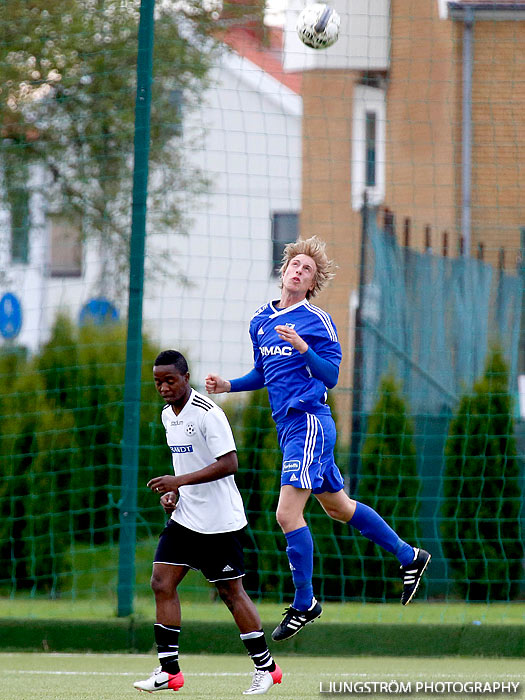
[296,3,340,50]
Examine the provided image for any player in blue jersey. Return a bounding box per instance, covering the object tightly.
[206,236,430,642]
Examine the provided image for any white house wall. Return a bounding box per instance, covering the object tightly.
[2,46,302,389]
[144,47,302,386]
[0,166,50,352]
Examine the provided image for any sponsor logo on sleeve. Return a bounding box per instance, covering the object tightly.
[283,460,301,473]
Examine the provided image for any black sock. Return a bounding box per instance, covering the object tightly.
[154,623,180,675]
[240,630,276,672]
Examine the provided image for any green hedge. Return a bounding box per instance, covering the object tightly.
[441,349,523,601]
[1,617,523,657]
[0,315,167,594]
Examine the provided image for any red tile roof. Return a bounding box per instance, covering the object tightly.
[220,26,302,95]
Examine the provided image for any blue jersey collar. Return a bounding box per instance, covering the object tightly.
[268,298,308,319]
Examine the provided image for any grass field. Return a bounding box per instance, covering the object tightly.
[2,596,525,626]
[0,653,523,700]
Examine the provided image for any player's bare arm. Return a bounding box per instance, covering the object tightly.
[148,450,238,494]
[205,373,231,394]
[274,325,308,354]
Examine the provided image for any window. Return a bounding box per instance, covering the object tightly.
[49,217,82,277]
[351,85,386,210]
[271,212,299,276]
[519,228,525,375]
[425,225,432,252]
[5,160,30,264]
[365,111,377,187]
[168,88,183,137]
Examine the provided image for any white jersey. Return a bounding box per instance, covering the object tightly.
[161,389,247,534]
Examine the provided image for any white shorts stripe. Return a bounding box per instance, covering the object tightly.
[303,414,315,489]
[300,414,317,489]
[308,415,318,489]
[300,416,311,489]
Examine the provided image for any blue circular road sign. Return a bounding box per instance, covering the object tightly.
[79,297,119,326]
[0,293,23,339]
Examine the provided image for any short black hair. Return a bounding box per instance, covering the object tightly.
[154,350,189,375]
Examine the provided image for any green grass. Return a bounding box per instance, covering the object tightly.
[5,538,524,628]
[0,653,523,700]
[3,539,525,629]
[2,596,525,626]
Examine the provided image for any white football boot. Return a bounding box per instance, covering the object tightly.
[243,664,283,695]
[134,666,184,693]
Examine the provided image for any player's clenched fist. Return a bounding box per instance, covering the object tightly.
[205,373,231,394]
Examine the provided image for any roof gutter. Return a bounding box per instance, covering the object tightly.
[448,2,525,20]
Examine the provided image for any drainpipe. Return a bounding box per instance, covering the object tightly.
[461,7,474,257]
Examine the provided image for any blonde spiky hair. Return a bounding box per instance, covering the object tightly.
[279,235,336,299]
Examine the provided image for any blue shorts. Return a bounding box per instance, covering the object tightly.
[276,411,345,494]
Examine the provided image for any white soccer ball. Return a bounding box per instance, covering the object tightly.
[296,3,340,50]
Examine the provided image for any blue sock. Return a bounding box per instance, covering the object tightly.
[348,502,415,566]
[285,526,314,610]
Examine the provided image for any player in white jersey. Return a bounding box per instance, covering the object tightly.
[206,236,430,642]
[133,350,282,696]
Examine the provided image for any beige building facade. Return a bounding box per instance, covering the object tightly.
[296,0,525,432]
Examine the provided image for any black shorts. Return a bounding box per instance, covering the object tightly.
[154,519,245,583]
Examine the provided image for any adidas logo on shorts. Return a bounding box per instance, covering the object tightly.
[222,564,234,572]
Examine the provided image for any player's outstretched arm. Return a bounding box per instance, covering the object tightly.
[205,373,231,394]
[206,368,265,394]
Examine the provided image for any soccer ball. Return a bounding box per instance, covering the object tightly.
[296,3,340,50]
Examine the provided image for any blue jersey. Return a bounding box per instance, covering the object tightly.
[249,299,342,424]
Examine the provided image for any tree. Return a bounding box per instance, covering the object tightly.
[0,349,77,593]
[355,375,421,601]
[0,0,262,296]
[441,348,523,601]
[0,314,168,594]
[36,315,167,544]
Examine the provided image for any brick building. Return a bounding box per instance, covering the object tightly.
[284,0,525,427]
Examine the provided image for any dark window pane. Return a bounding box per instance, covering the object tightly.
[365,110,376,187]
[5,160,30,264]
[271,212,299,276]
[167,88,183,137]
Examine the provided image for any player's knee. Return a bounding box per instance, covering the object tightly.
[276,507,303,532]
[216,583,238,610]
[321,500,353,522]
[150,572,174,599]
[275,508,289,532]
[324,504,345,521]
